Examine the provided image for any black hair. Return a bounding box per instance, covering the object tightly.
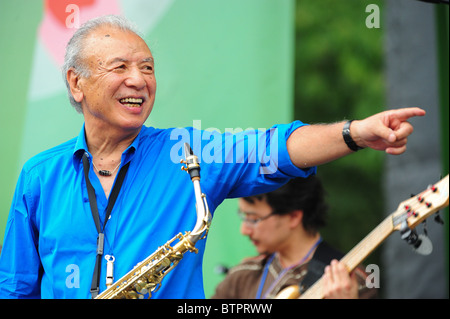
[242,176,328,234]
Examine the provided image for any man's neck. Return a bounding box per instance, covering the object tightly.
[277,232,321,269]
[84,123,139,198]
[84,122,140,159]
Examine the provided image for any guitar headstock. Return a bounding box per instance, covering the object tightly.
[392,175,449,231]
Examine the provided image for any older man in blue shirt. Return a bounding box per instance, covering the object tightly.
[0,15,425,299]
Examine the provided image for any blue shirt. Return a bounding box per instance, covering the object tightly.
[0,121,315,299]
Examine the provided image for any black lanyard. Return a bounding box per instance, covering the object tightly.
[82,152,130,299]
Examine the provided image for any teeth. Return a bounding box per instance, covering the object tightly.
[120,98,143,104]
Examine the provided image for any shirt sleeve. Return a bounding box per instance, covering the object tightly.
[211,262,259,299]
[198,121,317,208]
[0,167,42,299]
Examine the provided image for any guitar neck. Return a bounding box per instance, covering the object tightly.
[300,215,394,299]
[296,174,449,299]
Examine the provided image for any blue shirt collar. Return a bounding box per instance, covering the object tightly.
[72,123,140,171]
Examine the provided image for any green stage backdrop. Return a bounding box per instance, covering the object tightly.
[0,0,294,297]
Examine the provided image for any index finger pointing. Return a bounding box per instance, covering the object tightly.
[386,107,426,121]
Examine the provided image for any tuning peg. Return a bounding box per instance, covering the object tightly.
[434,212,444,225]
[400,222,433,256]
[414,234,433,256]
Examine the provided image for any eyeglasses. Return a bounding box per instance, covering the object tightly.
[237,209,277,227]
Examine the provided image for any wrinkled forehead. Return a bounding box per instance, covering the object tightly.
[82,25,152,61]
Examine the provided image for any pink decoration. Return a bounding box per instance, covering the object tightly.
[39,0,122,66]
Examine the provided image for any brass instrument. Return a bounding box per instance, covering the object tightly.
[96,143,211,299]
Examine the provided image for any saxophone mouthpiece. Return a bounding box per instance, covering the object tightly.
[183,143,200,181]
[184,143,194,157]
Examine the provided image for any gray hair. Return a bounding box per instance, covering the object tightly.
[62,15,141,113]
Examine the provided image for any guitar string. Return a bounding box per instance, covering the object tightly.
[302,184,442,299]
[344,186,439,269]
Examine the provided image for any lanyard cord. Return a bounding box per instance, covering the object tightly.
[255,236,322,299]
[82,152,130,299]
[255,254,275,300]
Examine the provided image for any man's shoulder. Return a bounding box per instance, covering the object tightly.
[140,125,195,137]
[227,254,269,275]
[23,137,77,172]
[138,125,193,145]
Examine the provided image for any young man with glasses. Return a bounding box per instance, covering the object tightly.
[212,176,377,299]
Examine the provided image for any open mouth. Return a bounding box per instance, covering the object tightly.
[119,97,144,108]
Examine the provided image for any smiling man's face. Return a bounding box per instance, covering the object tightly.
[71,26,157,133]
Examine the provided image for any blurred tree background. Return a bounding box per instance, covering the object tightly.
[294,0,385,277]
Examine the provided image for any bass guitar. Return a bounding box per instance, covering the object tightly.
[276,174,449,299]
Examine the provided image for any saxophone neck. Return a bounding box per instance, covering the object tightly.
[182,143,201,181]
[181,143,211,243]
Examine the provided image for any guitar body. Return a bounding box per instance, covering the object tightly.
[275,285,301,299]
[276,175,449,299]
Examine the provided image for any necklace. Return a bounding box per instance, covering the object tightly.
[92,161,121,176]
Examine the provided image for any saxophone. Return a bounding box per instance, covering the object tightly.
[96,143,211,299]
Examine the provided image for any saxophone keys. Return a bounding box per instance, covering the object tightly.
[134,279,150,294]
[180,159,189,171]
[125,291,144,299]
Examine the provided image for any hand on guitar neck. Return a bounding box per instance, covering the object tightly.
[322,260,358,299]
[276,174,449,299]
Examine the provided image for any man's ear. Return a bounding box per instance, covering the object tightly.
[289,210,304,228]
[66,68,84,103]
